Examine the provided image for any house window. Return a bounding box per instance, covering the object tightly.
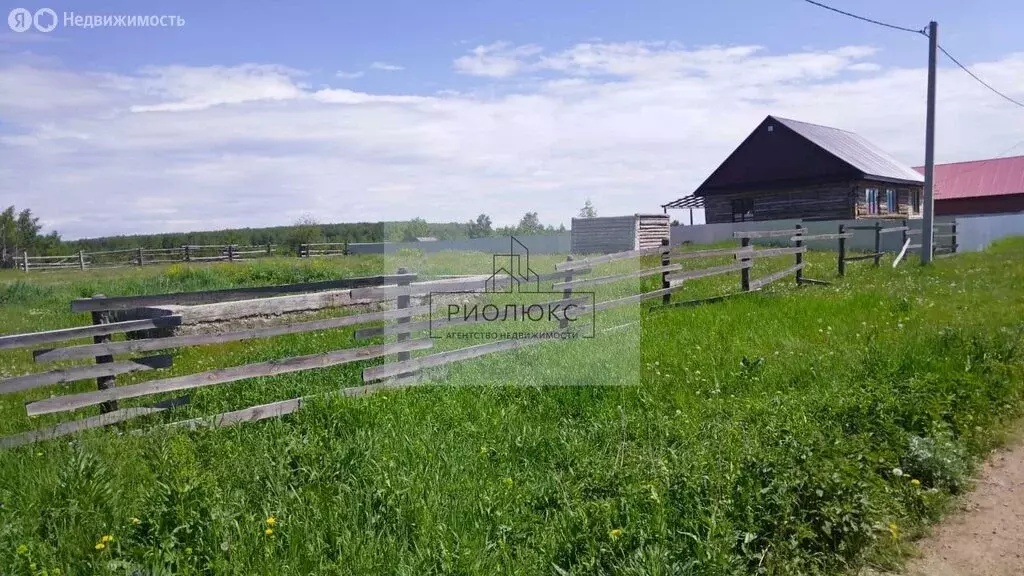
[886,188,898,213]
[911,189,921,213]
[865,188,879,215]
[731,198,754,222]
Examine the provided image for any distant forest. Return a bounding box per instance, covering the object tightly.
[0,207,568,263]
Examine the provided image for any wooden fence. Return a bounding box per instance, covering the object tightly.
[299,242,349,258]
[17,244,279,272]
[838,220,958,274]
[0,228,832,448]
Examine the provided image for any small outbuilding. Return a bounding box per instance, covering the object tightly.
[570,214,669,254]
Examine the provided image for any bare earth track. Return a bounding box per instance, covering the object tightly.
[899,429,1024,576]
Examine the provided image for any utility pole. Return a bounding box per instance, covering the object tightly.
[921,20,938,264]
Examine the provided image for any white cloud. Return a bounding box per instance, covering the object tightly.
[369,61,404,71]
[1,43,1023,238]
[453,41,544,78]
[335,70,365,79]
[849,62,882,72]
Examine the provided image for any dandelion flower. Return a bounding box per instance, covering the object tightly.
[609,528,623,540]
[892,468,903,477]
[16,544,28,555]
[265,528,274,537]
[129,517,141,526]
[911,479,921,487]
[265,516,277,527]
[101,535,114,543]
[94,542,106,551]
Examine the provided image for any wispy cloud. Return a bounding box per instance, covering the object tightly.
[335,70,365,79]
[1,42,1022,238]
[369,61,404,71]
[453,41,543,78]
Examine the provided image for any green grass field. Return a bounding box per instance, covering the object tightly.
[1,241,1023,575]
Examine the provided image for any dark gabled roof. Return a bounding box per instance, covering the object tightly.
[692,115,923,196]
[913,155,1024,200]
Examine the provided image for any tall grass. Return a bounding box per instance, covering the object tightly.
[0,241,1022,574]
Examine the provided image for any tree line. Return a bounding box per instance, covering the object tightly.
[0,207,61,268]
[0,205,594,264]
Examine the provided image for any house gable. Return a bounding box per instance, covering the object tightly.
[695,116,859,195]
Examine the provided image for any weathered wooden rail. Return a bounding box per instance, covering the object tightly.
[299,242,349,258]
[18,244,280,272]
[0,229,835,448]
[840,219,957,273]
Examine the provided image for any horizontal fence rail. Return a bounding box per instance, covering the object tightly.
[0,356,172,395]
[0,316,182,350]
[17,244,280,272]
[69,275,417,312]
[1,224,856,447]
[733,229,802,239]
[665,261,752,284]
[0,397,190,449]
[26,339,433,417]
[33,305,433,363]
[750,263,805,291]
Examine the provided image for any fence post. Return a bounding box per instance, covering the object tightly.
[266,243,272,256]
[873,221,882,266]
[740,237,751,292]
[79,250,86,270]
[183,245,191,262]
[837,224,846,277]
[90,294,118,414]
[794,225,804,285]
[660,237,672,305]
[227,245,235,263]
[22,251,28,272]
[560,256,574,330]
[137,247,144,267]
[394,267,415,379]
[901,219,908,248]
[299,244,307,258]
[951,221,958,254]
[343,240,350,256]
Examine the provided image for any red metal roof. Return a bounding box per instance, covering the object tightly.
[913,155,1024,201]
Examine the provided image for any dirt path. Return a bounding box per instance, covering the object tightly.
[899,430,1024,576]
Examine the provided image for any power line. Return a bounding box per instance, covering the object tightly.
[799,1,1024,110]
[997,140,1024,157]
[937,44,1024,109]
[800,0,926,35]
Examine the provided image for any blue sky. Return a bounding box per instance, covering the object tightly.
[1,0,1023,238]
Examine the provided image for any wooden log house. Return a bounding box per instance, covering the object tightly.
[664,115,925,224]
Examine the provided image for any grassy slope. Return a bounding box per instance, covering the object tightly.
[0,242,1023,575]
